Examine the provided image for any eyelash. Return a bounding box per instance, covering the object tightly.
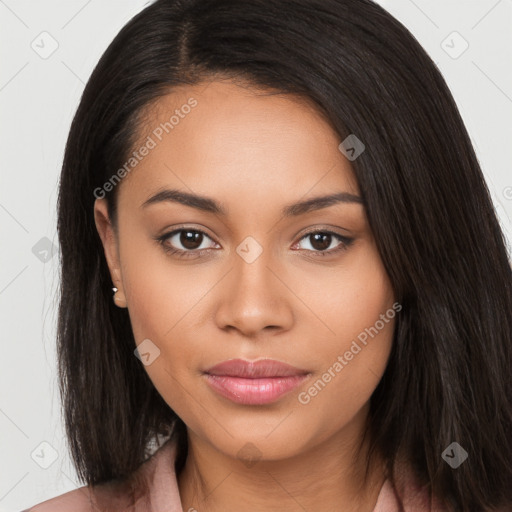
[154,227,354,260]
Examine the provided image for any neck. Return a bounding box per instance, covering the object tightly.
[177,410,386,512]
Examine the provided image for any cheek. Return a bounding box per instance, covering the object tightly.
[296,325,394,446]
[293,241,395,350]
[118,235,211,408]
[296,299,395,438]
[294,245,396,419]
[119,228,210,343]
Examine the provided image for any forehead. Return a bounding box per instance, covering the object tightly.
[117,80,360,214]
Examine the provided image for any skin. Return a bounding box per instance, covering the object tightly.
[94,79,396,512]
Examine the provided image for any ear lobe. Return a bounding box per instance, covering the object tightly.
[93,198,122,287]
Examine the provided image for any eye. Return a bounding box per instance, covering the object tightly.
[155,228,218,259]
[293,230,354,256]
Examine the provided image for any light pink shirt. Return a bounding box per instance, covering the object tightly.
[25,437,447,511]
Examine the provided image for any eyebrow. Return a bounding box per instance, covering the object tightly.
[141,188,363,217]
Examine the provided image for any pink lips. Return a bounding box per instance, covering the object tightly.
[204,358,310,405]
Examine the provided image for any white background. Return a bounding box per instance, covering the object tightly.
[0,1,511,510]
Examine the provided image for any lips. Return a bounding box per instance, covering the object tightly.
[203,358,311,405]
[204,358,309,378]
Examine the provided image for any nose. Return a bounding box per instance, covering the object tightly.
[213,245,294,338]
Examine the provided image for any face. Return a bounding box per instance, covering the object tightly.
[94,79,396,465]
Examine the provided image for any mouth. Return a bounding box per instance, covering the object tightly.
[203,358,311,405]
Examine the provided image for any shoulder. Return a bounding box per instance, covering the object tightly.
[23,436,181,512]
[23,485,94,512]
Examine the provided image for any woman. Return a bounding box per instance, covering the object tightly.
[25,0,512,510]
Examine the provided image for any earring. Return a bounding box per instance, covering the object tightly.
[112,286,127,308]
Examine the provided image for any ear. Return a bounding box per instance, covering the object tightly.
[94,198,124,292]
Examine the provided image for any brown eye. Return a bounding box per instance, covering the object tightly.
[295,230,353,255]
[309,232,333,251]
[180,230,204,250]
[156,228,218,258]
